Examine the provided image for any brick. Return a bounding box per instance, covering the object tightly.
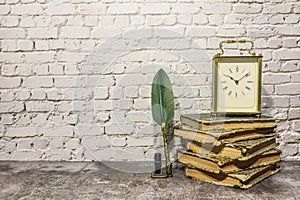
[25,101,54,112]
[127,137,155,147]
[267,38,282,48]
[15,90,31,100]
[105,124,134,135]
[33,138,49,149]
[141,4,170,14]
[234,4,263,14]
[253,15,270,24]
[277,26,300,36]
[282,61,300,72]
[282,38,297,48]
[1,16,19,27]
[270,15,285,25]
[172,4,199,14]
[1,40,17,51]
[110,87,123,100]
[54,77,77,88]
[31,64,48,75]
[291,73,300,83]
[0,5,10,14]
[93,100,112,111]
[133,99,150,110]
[1,114,14,125]
[84,148,116,161]
[284,15,299,24]
[55,52,86,63]
[290,96,300,107]
[78,3,106,15]
[263,73,290,84]
[108,4,139,14]
[292,120,300,131]
[273,49,300,60]
[91,27,121,38]
[23,76,53,88]
[61,27,90,39]
[114,147,145,161]
[187,27,215,37]
[65,138,80,150]
[0,77,21,88]
[35,40,49,50]
[0,28,26,39]
[111,137,126,147]
[275,83,300,95]
[262,96,290,108]
[50,39,65,50]
[193,14,208,25]
[176,15,192,25]
[216,27,245,37]
[0,91,14,104]
[99,16,114,27]
[84,16,98,26]
[20,17,35,27]
[45,4,76,15]
[12,4,43,15]
[203,4,232,14]
[41,126,74,137]
[114,16,130,27]
[27,28,58,39]
[280,144,298,157]
[263,4,292,14]
[17,40,34,51]
[124,86,139,98]
[17,139,33,150]
[139,86,151,98]
[24,52,55,64]
[11,151,41,160]
[289,108,300,119]
[131,16,145,26]
[128,111,151,122]
[116,74,146,86]
[6,127,37,137]
[75,125,104,136]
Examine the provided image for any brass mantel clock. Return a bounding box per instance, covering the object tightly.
[212,40,262,116]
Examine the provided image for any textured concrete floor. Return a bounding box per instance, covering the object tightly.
[0,161,299,200]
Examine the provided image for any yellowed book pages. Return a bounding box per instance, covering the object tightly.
[174,126,276,146]
[177,148,280,174]
[185,164,280,189]
[187,136,278,159]
[181,114,276,131]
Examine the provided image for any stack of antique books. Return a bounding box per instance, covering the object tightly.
[175,113,281,189]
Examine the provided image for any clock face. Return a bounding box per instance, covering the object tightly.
[214,58,261,114]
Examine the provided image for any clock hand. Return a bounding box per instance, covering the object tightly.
[224,74,239,85]
[238,72,251,81]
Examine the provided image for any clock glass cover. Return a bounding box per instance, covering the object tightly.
[213,56,262,115]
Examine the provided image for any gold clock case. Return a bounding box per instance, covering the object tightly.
[212,55,262,117]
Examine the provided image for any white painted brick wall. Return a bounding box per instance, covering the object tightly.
[0,0,299,162]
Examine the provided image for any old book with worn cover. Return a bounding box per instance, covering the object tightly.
[174,126,276,146]
[186,136,278,159]
[184,164,280,189]
[178,148,280,174]
[180,113,276,130]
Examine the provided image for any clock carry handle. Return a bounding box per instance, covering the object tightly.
[215,40,257,57]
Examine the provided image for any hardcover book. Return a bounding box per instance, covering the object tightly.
[174,126,276,146]
[186,136,278,159]
[184,164,280,189]
[178,148,280,174]
[180,114,276,130]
